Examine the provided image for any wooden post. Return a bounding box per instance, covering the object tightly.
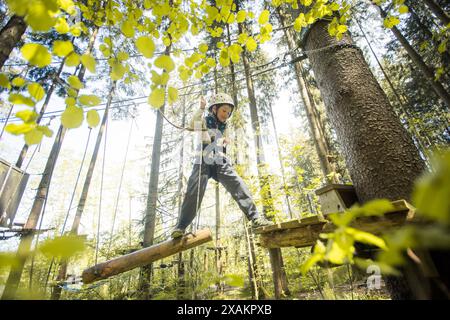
[82,228,212,284]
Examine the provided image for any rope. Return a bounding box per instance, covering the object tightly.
[60,128,93,235]
[94,115,108,265]
[0,104,13,139]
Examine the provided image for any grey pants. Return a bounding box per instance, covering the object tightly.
[176,159,259,230]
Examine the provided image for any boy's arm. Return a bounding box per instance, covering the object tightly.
[187,108,206,130]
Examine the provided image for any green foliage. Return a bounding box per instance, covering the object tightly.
[38,234,86,259]
[412,150,450,226]
[302,149,450,277]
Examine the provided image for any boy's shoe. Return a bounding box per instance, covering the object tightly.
[171,228,185,239]
[251,217,273,228]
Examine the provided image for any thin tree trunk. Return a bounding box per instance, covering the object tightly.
[16,60,66,168]
[243,218,259,299]
[304,19,433,299]
[50,81,116,300]
[138,41,171,299]
[0,15,27,70]
[376,5,450,107]
[238,19,289,300]
[423,0,450,26]
[176,96,187,299]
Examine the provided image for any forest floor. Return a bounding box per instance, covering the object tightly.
[211,280,391,300]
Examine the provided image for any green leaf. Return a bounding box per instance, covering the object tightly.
[86,109,100,128]
[21,43,52,68]
[168,86,178,104]
[39,235,86,259]
[9,93,35,107]
[16,109,38,123]
[383,16,400,29]
[12,77,26,87]
[246,37,257,52]
[61,105,84,128]
[346,227,388,250]
[28,82,46,101]
[121,20,135,38]
[65,52,80,67]
[65,97,76,107]
[37,125,53,137]
[25,1,57,32]
[24,128,44,145]
[111,61,126,81]
[398,5,409,14]
[0,73,11,89]
[80,53,96,73]
[236,10,246,23]
[5,123,34,135]
[117,51,129,61]
[67,75,84,90]
[78,95,101,107]
[135,36,155,58]
[55,17,70,34]
[412,150,450,225]
[258,9,270,25]
[148,88,165,109]
[154,55,175,72]
[359,199,395,216]
[53,40,74,57]
[199,43,208,53]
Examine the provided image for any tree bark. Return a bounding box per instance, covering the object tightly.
[82,229,212,284]
[423,0,450,26]
[304,19,430,299]
[304,19,425,203]
[0,15,27,70]
[138,44,171,298]
[377,6,450,107]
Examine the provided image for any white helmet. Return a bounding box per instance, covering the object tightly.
[208,92,235,113]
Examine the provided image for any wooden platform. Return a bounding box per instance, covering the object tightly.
[82,228,212,284]
[254,200,415,249]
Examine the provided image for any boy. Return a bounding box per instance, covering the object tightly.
[171,93,272,238]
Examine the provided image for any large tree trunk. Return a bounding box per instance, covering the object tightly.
[50,81,116,300]
[376,6,450,107]
[276,8,337,183]
[304,19,425,203]
[0,15,27,70]
[303,19,431,299]
[422,0,450,26]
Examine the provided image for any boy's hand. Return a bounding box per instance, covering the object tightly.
[223,137,232,145]
[200,96,206,110]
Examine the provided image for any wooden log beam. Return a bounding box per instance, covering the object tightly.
[82,228,212,284]
[258,200,415,249]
